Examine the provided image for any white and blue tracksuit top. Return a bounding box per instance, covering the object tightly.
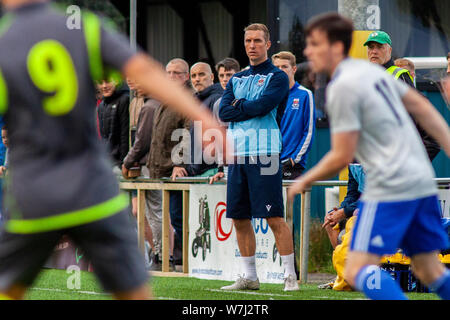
[219,59,289,156]
[280,82,315,168]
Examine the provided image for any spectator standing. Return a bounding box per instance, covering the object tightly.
[212,58,240,125]
[364,31,440,161]
[272,51,315,180]
[174,62,223,179]
[147,58,192,268]
[216,58,241,91]
[127,77,145,146]
[122,82,162,270]
[97,79,130,171]
[219,23,299,291]
[209,58,241,184]
[190,62,223,108]
[170,61,223,267]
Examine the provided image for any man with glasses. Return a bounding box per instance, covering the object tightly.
[147,58,192,269]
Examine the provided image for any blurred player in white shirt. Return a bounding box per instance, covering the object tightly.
[288,12,450,300]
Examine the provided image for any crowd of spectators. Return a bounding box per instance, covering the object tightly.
[94,47,318,271]
[92,27,448,274]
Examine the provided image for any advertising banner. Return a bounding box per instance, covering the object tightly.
[188,184,286,284]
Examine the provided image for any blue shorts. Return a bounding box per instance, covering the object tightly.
[226,156,284,220]
[350,195,449,257]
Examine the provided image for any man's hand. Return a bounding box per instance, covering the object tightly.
[322,207,338,228]
[209,172,224,184]
[282,158,295,173]
[0,166,6,176]
[322,208,345,228]
[171,166,188,181]
[121,164,129,179]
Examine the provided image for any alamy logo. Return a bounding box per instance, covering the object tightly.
[364,266,381,290]
[66,5,81,30]
[66,265,81,290]
[366,5,381,30]
[170,121,281,176]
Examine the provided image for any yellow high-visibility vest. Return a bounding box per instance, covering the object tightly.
[386,65,414,83]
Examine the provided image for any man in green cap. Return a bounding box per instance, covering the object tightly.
[364,31,416,85]
[364,30,440,161]
[364,31,415,85]
[364,31,394,64]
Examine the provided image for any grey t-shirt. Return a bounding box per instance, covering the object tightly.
[0,3,137,222]
[326,58,437,201]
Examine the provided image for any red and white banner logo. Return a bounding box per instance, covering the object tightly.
[214,202,233,241]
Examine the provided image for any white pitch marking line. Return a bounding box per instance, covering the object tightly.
[207,289,291,297]
[30,287,109,296]
[32,287,180,300]
[156,296,178,300]
[311,296,368,300]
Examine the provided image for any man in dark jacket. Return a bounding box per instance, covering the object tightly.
[191,62,224,111]
[97,80,130,169]
[176,62,223,177]
[168,61,223,267]
[364,31,440,160]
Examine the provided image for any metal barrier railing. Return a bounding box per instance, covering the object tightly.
[119,177,450,282]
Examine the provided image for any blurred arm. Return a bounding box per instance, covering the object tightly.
[123,54,219,132]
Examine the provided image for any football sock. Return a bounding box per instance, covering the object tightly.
[355,265,407,300]
[281,253,297,279]
[241,255,258,281]
[429,269,450,300]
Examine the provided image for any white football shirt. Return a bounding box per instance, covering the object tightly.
[326,58,437,201]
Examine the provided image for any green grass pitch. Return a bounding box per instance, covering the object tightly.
[23,269,439,300]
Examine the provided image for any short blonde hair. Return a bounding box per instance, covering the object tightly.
[271,51,296,67]
[244,23,270,42]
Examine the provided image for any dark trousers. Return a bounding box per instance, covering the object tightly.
[169,190,183,263]
[282,162,305,180]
